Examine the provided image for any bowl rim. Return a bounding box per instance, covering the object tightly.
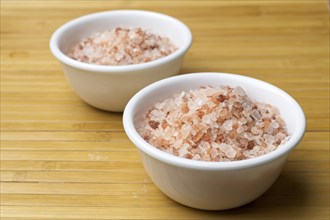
[123,72,306,170]
[49,10,192,73]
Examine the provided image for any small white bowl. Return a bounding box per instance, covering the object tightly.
[50,10,192,112]
[123,72,305,210]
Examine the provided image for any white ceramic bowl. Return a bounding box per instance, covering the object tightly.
[50,10,192,112]
[123,72,306,210]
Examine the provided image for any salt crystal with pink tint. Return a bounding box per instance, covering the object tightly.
[138,85,290,162]
[67,27,177,66]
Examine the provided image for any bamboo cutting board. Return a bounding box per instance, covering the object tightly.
[1,0,329,219]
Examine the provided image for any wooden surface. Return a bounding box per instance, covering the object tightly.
[1,0,329,219]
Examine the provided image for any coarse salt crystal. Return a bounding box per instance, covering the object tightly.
[219,143,236,159]
[270,121,280,129]
[251,127,259,135]
[233,86,246,96]
[192,154,202,160]
[251,109,262,121]
[222,120,233,131]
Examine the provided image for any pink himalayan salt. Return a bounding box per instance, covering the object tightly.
[138,85,290,162]
[67,27,177,66]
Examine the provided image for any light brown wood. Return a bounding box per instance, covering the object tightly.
[1,0,329,219]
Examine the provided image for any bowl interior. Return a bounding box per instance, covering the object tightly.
[124,72,306,169]
[54,10,191,55]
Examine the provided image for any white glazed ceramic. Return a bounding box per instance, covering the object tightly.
[50,10,192,112]
[123,72,306,210]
